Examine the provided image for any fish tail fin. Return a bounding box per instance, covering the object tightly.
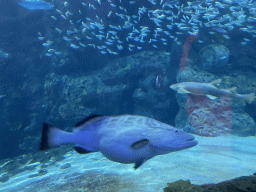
[39,122,70,151]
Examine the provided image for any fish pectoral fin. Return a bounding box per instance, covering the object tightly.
[74,146,97,154]
[130,139,150,150]
[134,159,147,170]
[177,88,191,94]
[206,95,218,100]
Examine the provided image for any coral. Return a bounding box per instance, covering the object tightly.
[185,95,232,137]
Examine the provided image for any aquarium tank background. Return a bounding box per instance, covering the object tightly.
[0,0,256,191]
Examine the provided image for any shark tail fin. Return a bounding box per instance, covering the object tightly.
[241,92,255,104]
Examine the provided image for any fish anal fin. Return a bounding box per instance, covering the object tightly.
[177,88,191,94]
[130,139,150,150]
[206,95,218,100]
[75,114,102,127]
[74,146,96,154]
[134,159,147,169]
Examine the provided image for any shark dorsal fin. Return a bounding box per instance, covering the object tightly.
[227,87,237,94]
[209,79,222,86]
[75,114,102,127]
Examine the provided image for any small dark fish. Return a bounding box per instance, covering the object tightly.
[39,114,198,169]
[18,0,54,10]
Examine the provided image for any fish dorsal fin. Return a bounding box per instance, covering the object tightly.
[227,87,237,94]
[75,114,101,127]
[130,139,150,150]
[209,79,222,86]
[177,88,191,94]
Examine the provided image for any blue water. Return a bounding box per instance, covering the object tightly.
[0,0,255,191]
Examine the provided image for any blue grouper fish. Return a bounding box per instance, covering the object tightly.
[40,114,198,169]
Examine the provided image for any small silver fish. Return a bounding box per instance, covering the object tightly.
[0,50,10,59]
[39,114,198,169]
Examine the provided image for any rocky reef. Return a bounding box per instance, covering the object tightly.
[164,175,256,192]
[43,51,174,124]
[1,42,256,158]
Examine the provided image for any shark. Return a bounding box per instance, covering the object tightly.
[170,79,255,104]
[39,114,198,169]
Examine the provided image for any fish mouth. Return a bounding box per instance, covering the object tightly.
[185,138,198,147]
[179,136,198,148]
[186,135,197,143]
[154,138,198,152]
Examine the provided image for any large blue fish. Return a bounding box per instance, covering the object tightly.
[40,114,198,169]
[18,0,54,10]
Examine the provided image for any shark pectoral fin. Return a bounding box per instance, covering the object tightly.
[227,87,237,94]
[74,145,98,154]
[209,79,222,86]
[177,88,191,94]
[130,139,150,150]
[206,95,218,100]
[134,159,147,169]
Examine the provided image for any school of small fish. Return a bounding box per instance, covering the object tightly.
[38,0,256,57]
